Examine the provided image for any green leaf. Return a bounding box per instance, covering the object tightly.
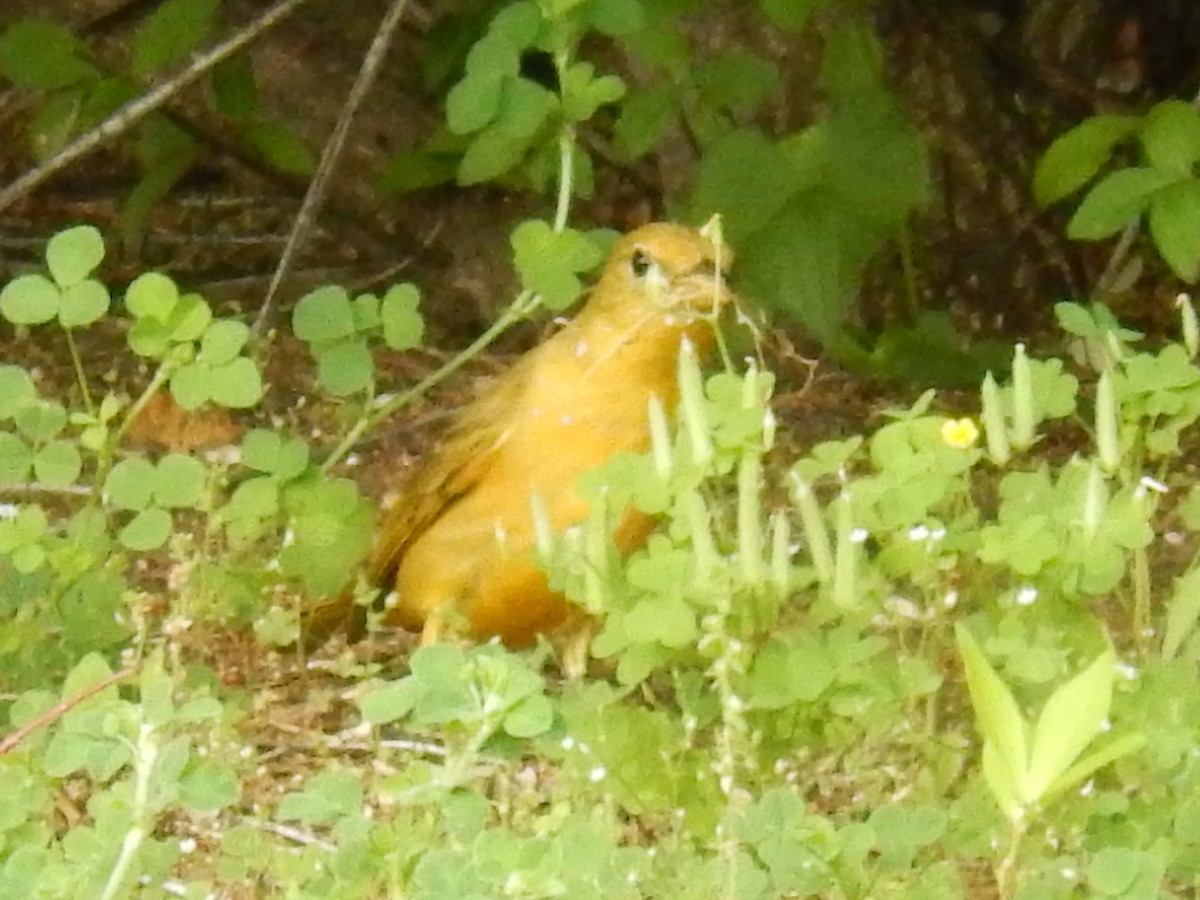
[293,285,354,342]
[152,454,206,508]
[220,476,279,521]
[381,284,425,350]
[0,19,98,90]
[955,624,1028,803]
[695,48,778,114]
[277,770,362,825]
[170,363,211,410]
[510,220,603,309]
[585,0,645,36]
[614,84,677,159]
[1148,179,1200,282]
[1140,99,1200,175]
[1162,565,1200,660]
[33,440,81,489]
[0,367,37,419]
[503,694,553,737]
[180,761,240,812]
[315,339,373,396]
[0,433,32,485]
[46,225,105,287]
[105,457,156,510]
[119,507,172,550]
[447,71,505,135]
[1033,114,1139,207]
[359,680,421,725]
[15,399,67,442]
[350,294,380,331]
[457,126,529,185]
[125,271,180,321]
[208,357,262,408]
[1024,647,1115,803]
[241,430,309,479]
[244,120,316,176]
[211,56,258,121]
[0,274,60,325]
[495,77,555,137]
[1067,167,1177,240]
[58,279,110,328]
[759,0,827,30]
[691,129,797,244]
[560,63,625,123]
[169,293,213,342]
[132,0,220,75]
[200,320,250,365]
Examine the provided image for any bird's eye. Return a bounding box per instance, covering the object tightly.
[630,251,653,278]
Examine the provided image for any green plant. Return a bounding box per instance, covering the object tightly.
[0,2,314,246]
[1035,99,1200,284]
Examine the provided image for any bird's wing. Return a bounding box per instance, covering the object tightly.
[303,363,530,639]
[364,362,528,584]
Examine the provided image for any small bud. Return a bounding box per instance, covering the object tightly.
[1011,343,1035,450]
[646,394,673,481]
[790,473,833,583]
[1178,293,1199,359]
[981,371,1011,464]
[677,337,712,466]
[737,455,764,587]
[1094,369,1120,472]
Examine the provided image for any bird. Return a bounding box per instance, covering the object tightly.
[308,222,734,648]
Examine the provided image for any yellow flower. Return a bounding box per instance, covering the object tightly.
[941,417,979,449]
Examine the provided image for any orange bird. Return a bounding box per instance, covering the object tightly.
[312,222,733,647]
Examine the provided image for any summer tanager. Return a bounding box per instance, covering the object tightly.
[309,222,732,647]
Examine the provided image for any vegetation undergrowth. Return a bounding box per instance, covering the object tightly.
[6,2,1200,899]
[4,217,1200,896]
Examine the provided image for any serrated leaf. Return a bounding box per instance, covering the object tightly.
[615,84,677,159]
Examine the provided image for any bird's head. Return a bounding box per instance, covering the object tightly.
[590,222,735,324]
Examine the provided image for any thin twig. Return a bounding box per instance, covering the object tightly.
[0,0,308,213]
[253,0,413,337]
[0,666,137,756]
